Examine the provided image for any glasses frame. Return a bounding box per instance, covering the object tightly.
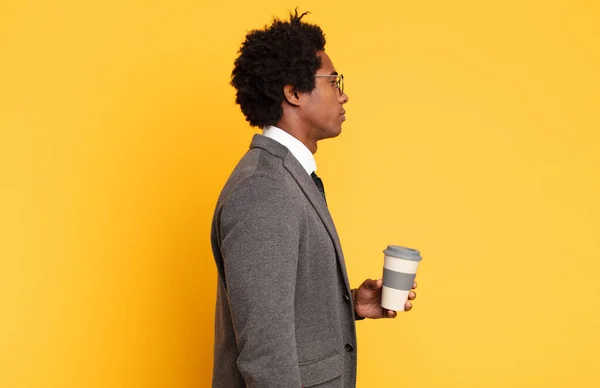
[314,74,344,96]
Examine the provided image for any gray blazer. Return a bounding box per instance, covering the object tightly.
[211,134,360,387]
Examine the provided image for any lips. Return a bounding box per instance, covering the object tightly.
[340,110,346,116]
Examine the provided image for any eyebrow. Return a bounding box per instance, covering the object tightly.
[330,71,339,76]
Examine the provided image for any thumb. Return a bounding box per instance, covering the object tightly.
[362,278,382,290]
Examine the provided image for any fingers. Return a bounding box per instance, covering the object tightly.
[383,307,397,319]
[404,301,412,311]
[413,281,418,289]
[408,291,417,300]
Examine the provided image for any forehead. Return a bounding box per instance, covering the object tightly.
[316,51,336,73]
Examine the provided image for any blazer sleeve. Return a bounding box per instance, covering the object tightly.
[218,173,303,387]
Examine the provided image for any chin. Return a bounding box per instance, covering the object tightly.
[323,131,342,141]
[331,124,344,137]
[317,124,343,141]
[333,126,343,137]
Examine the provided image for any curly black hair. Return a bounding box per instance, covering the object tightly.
[230,9,326,128]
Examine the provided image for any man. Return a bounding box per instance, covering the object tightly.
[211,10,417,387]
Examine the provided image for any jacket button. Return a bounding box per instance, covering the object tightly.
[343,294,351,303]
[345,344,354,352]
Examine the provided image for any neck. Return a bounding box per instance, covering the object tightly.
[275,119,317,154]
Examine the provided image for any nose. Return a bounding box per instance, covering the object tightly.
[339,90,349,104]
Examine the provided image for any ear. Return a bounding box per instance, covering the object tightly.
[283,84,301,107]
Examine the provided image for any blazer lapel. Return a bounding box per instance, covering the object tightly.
[250,134,352,292]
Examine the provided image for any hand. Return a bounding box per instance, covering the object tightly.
[354,279,417,319]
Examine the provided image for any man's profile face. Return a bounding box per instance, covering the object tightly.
[301,51,349,143]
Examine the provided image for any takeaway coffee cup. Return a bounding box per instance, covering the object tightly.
[381,245,422,311]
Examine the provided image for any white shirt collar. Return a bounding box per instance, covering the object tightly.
[262,125,316,175]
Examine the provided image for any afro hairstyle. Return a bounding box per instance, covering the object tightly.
[230,10,326,128]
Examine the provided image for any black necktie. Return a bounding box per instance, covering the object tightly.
[310,171,327,203]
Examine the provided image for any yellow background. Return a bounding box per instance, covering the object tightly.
[1,1,599,387]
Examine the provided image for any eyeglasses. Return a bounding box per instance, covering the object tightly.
[314,74,344,96]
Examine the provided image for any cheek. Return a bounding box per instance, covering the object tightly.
[310,100,329,119]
